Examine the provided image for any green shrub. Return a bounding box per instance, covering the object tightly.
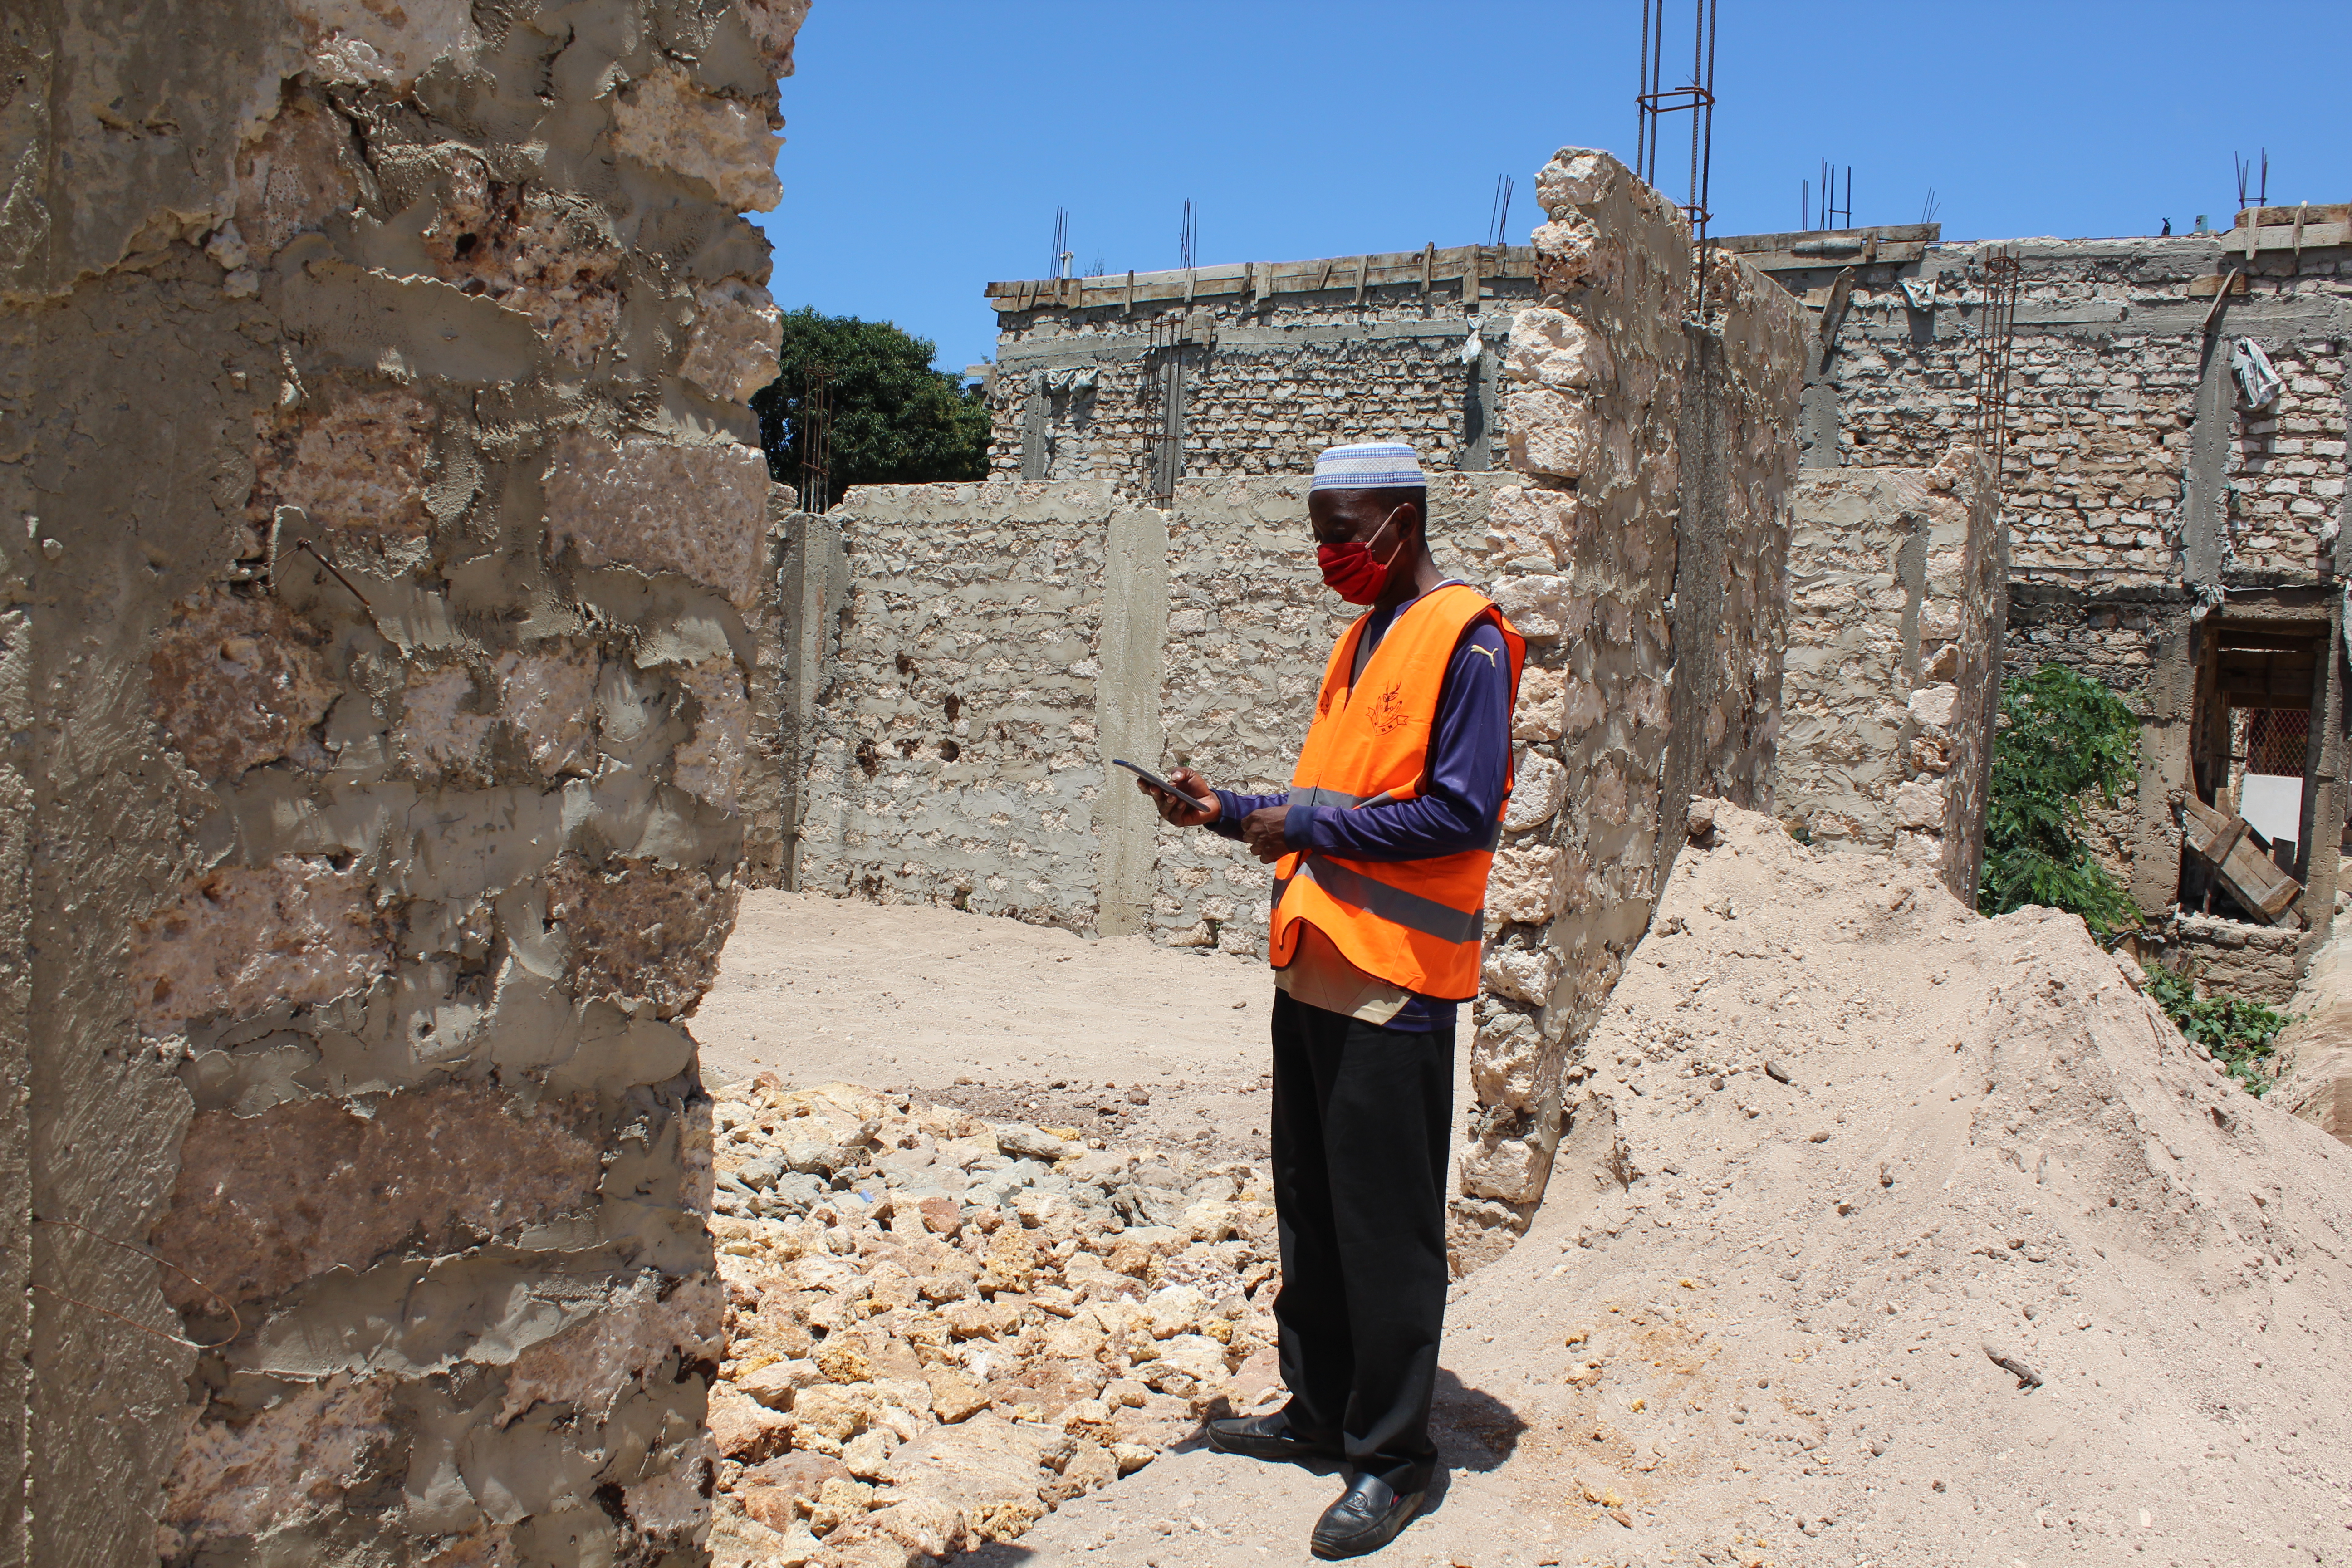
[1979,664,2142,935]
[2139,963,2295,1095]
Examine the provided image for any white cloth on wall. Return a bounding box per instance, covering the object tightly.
[2231,337,2283,411]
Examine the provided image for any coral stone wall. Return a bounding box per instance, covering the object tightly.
[1774,447,2003,902]
[2229,338,2349,577]
[794,481,1170,935]
[986,252,1538,485]
[0,0,802,1559]
[1451,150,1804,1232]
[1803,234,2352,625]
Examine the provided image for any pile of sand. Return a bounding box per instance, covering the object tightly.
[991,804,2352,1568]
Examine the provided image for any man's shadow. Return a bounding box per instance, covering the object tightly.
[1171,1369,1525,1512]
[1422,1366,1526,1514]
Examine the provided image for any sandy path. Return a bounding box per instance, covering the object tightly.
[696,892,1281,1160]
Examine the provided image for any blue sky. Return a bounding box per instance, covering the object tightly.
[751,1,2352,377]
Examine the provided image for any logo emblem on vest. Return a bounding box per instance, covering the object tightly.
[1367,682,1409,735]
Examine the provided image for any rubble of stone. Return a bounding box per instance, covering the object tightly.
[701,1078,1284,1568]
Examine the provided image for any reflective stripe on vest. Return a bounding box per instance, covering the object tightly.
[1287,858,1485,946]
[1266,583,1526,1001]
[1287,785,1373,810]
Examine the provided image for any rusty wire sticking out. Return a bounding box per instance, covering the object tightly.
[1636,0,1719,317]
[29,1215,244,1351]
[1972,248,2025,475]
[294,538,371,609]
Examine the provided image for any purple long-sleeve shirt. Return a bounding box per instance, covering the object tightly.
[1209,590,1514,1029]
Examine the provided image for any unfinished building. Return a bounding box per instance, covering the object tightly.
[984,245,1539,486]
[1,0,804,1558]
[1725,215,2352,996]
[767,150,1808,1246]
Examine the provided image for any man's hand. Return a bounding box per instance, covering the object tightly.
[1138,765,1220,828]
[1240,806,1293,864]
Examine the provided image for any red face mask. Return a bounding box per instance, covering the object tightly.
[1316,511,1403,605]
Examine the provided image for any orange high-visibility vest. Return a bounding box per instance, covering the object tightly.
[1268,582,1526,1000]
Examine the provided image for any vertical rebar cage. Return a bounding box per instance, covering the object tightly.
[1636,0,1718,315]
[799,364,833,514]
[1972,249,2024,473]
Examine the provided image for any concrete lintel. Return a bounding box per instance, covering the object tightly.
[1839,294,2347,347]
[997,315,1499,372]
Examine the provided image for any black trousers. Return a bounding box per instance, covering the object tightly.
[1267,988,1454,1492]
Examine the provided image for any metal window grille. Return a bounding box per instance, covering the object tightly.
[2243,706,2308,777]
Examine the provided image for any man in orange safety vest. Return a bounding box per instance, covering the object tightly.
[1136,440,1524,1558]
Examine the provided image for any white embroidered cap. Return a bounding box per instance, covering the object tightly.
[1309,441,1426,492]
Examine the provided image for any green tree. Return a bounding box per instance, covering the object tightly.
[750,309,990,508]
[1977,662,2143,935]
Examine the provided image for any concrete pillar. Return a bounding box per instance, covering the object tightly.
[0,605,26,1568]
[0,0,803,1558]
[2182,341,2235,588]
[1094,504,1173,936]
[1022,371,1050,480]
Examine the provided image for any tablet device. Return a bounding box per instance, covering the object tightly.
[1112,758,1215,812]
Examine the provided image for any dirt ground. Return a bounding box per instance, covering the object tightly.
[967,811,2352,1568]
[696,890,1477,1170]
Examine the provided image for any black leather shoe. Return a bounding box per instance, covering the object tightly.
[1205,1411,1332,1464]
[1311,1472,1426,1559]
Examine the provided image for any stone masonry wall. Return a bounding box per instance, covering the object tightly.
[1774,446,2003,903]
[0,0,803,1560]
[1804,233,2352,598]
[1786,222,2352,940]
[1453,150,1805,1226]
[986,250,1537,486]
[794,481,1171,936]
[2229,338,2348,577]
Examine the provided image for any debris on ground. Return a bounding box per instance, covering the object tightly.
[702,1079,1282,1567]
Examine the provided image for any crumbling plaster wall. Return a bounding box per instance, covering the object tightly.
[1774,445,2003,902]
[0,0,803,1560]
